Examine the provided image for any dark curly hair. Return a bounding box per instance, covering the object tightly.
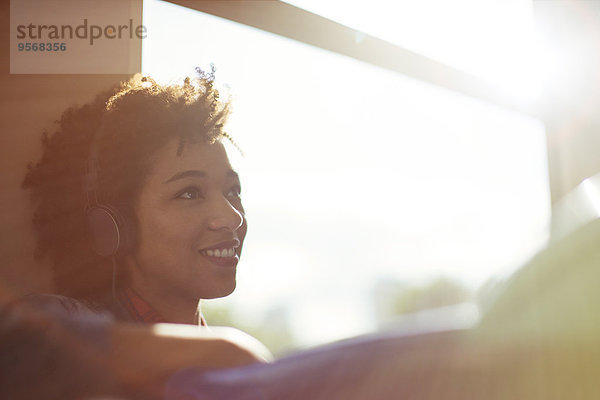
[22,68,231,302]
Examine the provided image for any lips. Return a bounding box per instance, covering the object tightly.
[199,239,240,267]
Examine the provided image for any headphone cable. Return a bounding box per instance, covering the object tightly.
[111,256,118,302]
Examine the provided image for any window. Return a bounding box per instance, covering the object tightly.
[143,0,549,352]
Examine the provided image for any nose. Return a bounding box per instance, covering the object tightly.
[207,197,244,232]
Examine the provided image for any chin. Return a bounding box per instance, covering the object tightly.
[201,280,236,299]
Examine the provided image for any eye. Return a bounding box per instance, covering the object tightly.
[226,185,242,200]
[176,186,203,200]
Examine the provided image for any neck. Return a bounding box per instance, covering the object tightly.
[135,285,199,325]
[126,260,200,325]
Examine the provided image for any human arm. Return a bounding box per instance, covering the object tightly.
[0,296,271,399]
[110,323,272,394]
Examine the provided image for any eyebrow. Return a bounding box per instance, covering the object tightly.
[164,170,206,184]
[164,169,239,184]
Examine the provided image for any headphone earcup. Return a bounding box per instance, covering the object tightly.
[87,204,127,257]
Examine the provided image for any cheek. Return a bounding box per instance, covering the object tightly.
[136,208,200,261]
[234,202,247,238]
[239,218,248,244]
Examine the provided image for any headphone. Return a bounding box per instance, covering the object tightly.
[84,129,131,257]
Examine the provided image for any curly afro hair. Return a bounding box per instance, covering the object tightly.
[22,68,231,302]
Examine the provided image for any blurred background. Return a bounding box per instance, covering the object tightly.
[141,0,548,355]
[3,0,599,357]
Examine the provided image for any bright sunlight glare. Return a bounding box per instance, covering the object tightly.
[282,0,570,108]
[142,0,550,349]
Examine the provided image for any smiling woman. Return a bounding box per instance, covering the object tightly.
[22,68,248,327]
[130,138,246,323]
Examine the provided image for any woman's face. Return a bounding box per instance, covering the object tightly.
[128,138,246,306]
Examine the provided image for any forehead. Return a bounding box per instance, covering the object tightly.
[146,138,235,181]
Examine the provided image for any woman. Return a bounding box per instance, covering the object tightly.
[23,68,247,326]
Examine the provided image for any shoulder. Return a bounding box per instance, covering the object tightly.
[19,293,108,319]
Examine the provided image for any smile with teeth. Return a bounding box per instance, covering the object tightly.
[201,248,236,258]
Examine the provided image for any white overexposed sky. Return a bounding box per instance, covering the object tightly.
[142,0,550,348]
